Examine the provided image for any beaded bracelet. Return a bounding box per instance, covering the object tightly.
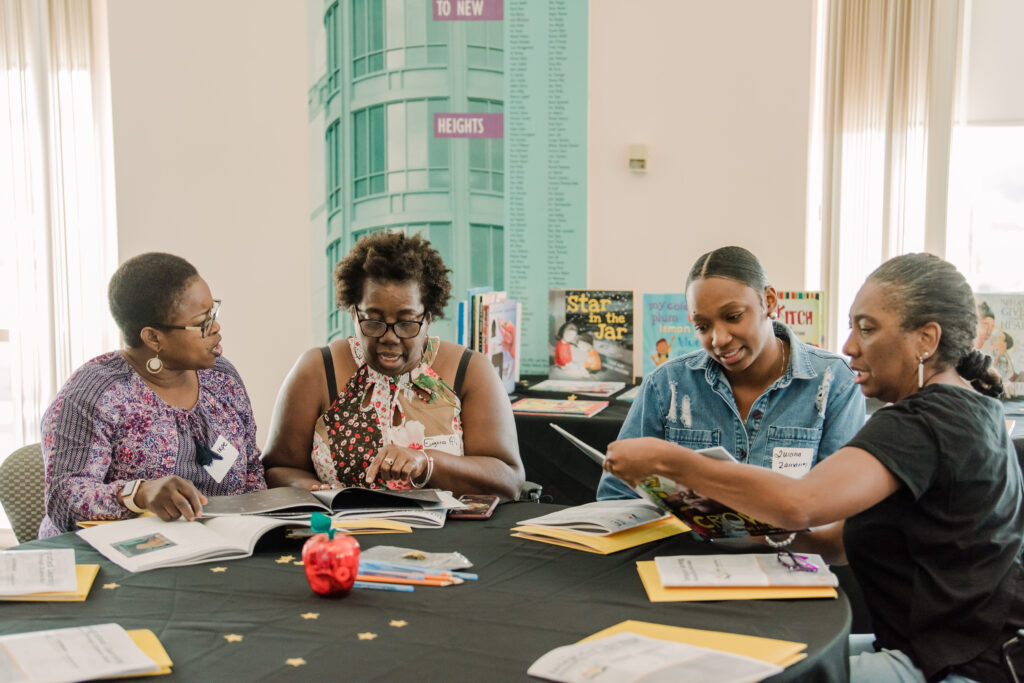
[764,532,797,548]
[411,455,434,489]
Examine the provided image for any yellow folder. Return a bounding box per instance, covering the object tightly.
[108,629,173,678]
[511,516,689,554]
[0,564,100,602]
[636,560,837,602]
[580,619,807,668]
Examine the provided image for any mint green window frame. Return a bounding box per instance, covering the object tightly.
[352,0,385,79]
[470,223,504,289]
[326,120,341,212]
[353,105,387,199]
[384,0,449,71]
[325,2,340,92]
[465,18,503,70]
[326,238,344,336]
[467,99,503,193]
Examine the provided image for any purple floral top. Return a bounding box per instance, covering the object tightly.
[39,352,266,537]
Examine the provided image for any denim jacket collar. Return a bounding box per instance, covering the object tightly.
[685,322,818,391]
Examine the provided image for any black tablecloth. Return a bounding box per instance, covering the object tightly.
[4,503,850,681]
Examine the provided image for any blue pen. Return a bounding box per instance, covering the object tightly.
[353,580,414,592]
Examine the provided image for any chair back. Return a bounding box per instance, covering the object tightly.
[0,443,45,544]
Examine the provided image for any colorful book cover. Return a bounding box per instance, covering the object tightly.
[549,289,634,382]
[483,299,521,394]
[510,398,609,418]
[641,293,702,376]
[974,293,1024,398]
[473,290,505,352]
[466,286,493,350]
[776,291,826,348]
[528,379,625,398]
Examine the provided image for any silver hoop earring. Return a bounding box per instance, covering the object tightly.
[146,354,164,375]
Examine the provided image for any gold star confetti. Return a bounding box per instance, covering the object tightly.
[357,632,378,641]
[567,394,578,401]
[276,555,295,564]
[210,567,227,573]
[389,620,408,628]
[102,583,120,590]
[300,612,319,620]
[285,658,306,667]
[223,634,243,643]
[293,561,304,566]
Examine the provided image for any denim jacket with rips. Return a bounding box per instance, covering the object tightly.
[596,323,867,500]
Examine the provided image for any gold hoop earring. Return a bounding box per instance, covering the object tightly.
[146,354,164,375]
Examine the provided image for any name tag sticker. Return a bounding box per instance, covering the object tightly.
[204,435,240,483]
[423,434,463,455]
[771,446,814,478]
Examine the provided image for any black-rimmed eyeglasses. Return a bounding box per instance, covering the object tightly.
[153,300,221,338]
[776,551,818,573]
[355,312,426,339]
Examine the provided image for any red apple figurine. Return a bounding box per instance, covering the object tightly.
[302,513,360,598]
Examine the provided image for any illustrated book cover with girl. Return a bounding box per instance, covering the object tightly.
[548,289,634,382]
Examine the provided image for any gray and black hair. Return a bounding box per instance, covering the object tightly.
[867,253,1002,398]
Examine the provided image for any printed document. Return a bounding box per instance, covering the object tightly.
[0,549,77,596]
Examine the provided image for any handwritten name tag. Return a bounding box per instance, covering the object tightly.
[423,434,463,456]
[204,435,240,483]
[771,446,814,478]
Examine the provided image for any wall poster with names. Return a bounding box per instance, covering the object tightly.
[505,0,588,374]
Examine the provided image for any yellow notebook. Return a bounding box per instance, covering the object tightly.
[636,560,837,602]
[78,511,156,528]
[511,516,688,554]
[107,629,173,678]
[0,565,100,602]
[580,620,807,668]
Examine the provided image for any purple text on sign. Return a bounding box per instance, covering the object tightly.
[434,113,504,138]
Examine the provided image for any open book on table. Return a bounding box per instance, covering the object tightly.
[551,424,800,540]
[511,500,688,554]
[77,515,296,573]
[201,486,462,517]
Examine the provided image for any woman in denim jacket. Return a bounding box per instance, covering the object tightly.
[597,246,865,500]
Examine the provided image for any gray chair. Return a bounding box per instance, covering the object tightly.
[0,443,45,544]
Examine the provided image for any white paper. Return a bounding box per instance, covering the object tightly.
[0,549,77,596]
[527,632,782,683]
[203,434,241,483]
[518,500,667,535]
[0,623,159,682]
[654,553,838,588]
[771,446,814,478]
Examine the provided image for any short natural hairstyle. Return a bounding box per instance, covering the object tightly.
[685,246,770,299]
[108,253,199,347]
[334,231,451,318]
[867,253,1003,397]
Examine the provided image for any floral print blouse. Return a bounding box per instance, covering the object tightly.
[39,352,266,537]
[311,337,464,489]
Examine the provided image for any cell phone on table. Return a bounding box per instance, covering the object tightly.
[448,494,500,520]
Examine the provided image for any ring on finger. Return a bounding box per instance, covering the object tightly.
[384,457,395,466]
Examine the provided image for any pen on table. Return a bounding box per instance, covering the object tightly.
[356,574,462,587]
[353,580,414,592]
[360,560,478,581]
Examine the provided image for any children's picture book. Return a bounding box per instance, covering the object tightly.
[653,553,838,588]
[616,385,641,402]
[641,293,702,376]
[482,298,521,393]
[776,291,826,348]
[472,289,505,352]
[549,289,634,382]
[974,293,1024,398]
[510,397,610,418]
[517,500,669,536]
[201,486,459,516]
[528,378,626,397]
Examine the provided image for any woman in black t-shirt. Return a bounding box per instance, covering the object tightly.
[604,253,1024,683]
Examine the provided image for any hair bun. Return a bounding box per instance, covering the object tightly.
[956,349,992,381]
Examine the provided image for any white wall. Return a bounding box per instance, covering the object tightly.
[965,0,1024,124]
[588,0,817,292]
[106,0,311,445]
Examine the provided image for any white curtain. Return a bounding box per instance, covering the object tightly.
[0,0,118,453]
[819,0,963,348]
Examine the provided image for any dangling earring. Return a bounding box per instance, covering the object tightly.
[146,354,164,375]
[917,352,929,388]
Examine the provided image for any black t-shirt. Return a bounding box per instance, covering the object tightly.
[845,384,1024,682]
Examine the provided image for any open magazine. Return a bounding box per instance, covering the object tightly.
[550,424,798,540]
[77,515,296,572]
[201,486,462,517]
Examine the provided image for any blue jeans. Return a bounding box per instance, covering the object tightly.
[848,634,980,683]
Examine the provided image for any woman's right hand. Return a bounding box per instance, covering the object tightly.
[135,475,208,522]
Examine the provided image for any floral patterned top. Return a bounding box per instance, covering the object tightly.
[311,337,464,489]
[38,352,266,538]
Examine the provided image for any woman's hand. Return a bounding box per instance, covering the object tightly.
[603,437,669,487]
[135,475,208,521]
[364,445,430,486]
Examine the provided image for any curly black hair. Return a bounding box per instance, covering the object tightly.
[108,253,199,347]
[334,231,452,318]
